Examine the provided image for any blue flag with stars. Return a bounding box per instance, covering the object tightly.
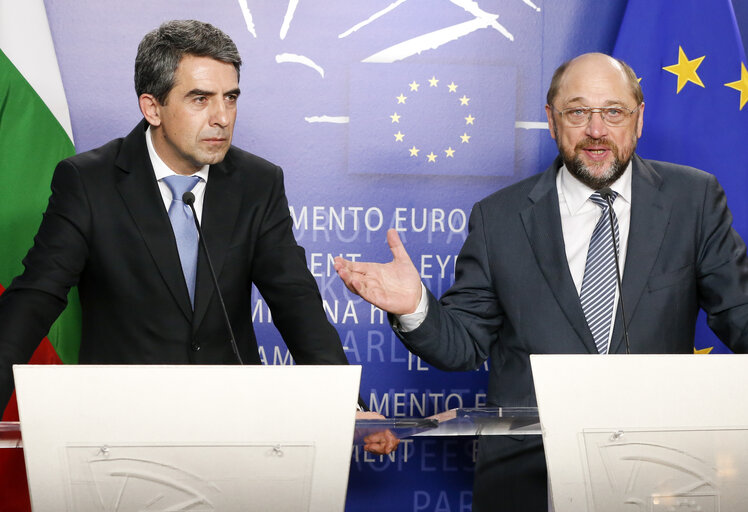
[613,0,748,354]
[348,62,516,176]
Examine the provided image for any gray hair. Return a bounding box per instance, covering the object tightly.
[134,20,242,104]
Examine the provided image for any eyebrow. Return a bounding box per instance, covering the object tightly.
[186,88,241,97]
[564,97,629,107]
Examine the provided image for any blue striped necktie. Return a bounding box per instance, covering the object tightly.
[162,175,201,308]
[579,191,620,354]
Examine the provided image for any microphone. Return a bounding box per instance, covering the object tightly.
[183,191,244,365]
[598,187,630,355]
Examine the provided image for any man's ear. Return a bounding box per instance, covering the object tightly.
[635,102,645,139]
[545,104,556,140]
[139,94,162,127]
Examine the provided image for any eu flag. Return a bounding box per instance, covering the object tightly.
[347,62,516,176]
[613,0,748,353]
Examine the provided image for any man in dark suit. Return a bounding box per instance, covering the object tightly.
[0,20,397,454]
[335,52,748,509]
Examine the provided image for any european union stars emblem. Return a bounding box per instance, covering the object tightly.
[391,77,475,163]
[348,63,516,176]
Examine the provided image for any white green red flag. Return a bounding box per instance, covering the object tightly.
[1,0,81,508]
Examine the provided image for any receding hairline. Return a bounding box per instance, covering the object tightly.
[546,53,643,107]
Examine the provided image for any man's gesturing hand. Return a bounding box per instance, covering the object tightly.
[334,229,422,315]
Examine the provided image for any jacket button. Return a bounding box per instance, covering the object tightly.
[191,341,201,351]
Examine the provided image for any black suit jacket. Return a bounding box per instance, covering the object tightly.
[0,120,349,407]
[396,155,748,511]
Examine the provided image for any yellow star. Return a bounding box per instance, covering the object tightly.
[396,93,407,104]
[663,46,705,93]
[447,82,458,93]
[725,62,748,110]
[426,152,437,162]
[694,346,713,354]
[444,147,455,158]
[428,76,439,87]
[460,133,471,143]
[394,131,405,142]
[409,146,420,157]
[390,112,401,123]
[459,95,470,106]
[465,114,475,125]
[409,81,420,92]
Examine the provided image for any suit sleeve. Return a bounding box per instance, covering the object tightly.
[0,160,91,407]
[250,167,348,366]
[396,202,504,371]
[695,174,748,353]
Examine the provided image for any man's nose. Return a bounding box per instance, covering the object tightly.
[585,110,608,138]
[210,100,229,127]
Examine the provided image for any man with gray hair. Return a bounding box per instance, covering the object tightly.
[0,20,397,454]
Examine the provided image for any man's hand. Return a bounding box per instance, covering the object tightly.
[334,229,422,315]
[355,410,400,455]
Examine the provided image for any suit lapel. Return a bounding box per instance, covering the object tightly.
[521,159,598,353]
[192,152,242,329]
[115,121,193,321]
[610,155,668,353]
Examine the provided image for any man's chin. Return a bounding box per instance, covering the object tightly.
[565,157,626,190]
[196,148,230,166]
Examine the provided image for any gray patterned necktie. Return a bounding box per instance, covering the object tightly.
[579,191,620,354]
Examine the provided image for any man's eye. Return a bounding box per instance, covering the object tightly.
[194,96,207,104]
[225,95,238,102]
[605,108,623,117]
[568,109,587,117]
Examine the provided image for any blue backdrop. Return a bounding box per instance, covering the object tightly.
[41,1,748,510]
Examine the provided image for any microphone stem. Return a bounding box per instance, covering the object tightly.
[185,198,244,365]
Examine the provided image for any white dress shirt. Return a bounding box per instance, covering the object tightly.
[145,126,210,221]
[398,162,633,352]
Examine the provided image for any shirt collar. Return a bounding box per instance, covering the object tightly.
[558,159,632,215]
[146,126,210,183]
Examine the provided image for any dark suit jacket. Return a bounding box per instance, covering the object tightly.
[0,120,350,407]
[396,155,748,511]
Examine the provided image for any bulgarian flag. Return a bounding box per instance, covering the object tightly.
[1,0,81,508]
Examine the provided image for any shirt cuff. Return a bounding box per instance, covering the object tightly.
[394,283,429,332]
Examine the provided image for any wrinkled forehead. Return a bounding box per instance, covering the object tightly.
[556,56,637,107]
